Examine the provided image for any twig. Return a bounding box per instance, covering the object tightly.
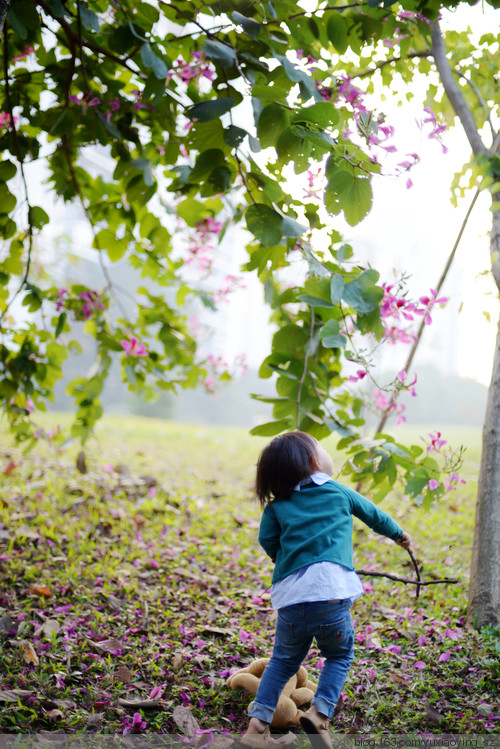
[374,185,481,435]
[356,569,459,586]
[407,547,422,598]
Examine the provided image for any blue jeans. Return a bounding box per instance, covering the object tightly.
[249,600,354,723]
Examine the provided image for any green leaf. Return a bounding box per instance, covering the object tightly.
[280,214,307,238]
[330,274,344,304]
[28,206,50,229]
[250,418,291,437]
[273,324,310,353]
[94,228,126,262]
[343,272,383,314]
[337,244,353,262]
[224,125,247,147]
[324,170,373,226]
[232,11,260,38]
[125,365,137,387]
[80,6,100,32]
[202,40,237,69]
[298,295,334,308]
[0,184,16,214]
[251,84,292,102]
[140,42,155,68]
[152,54,168,79]
[291,102,339,129]
[0,161,17,181]
[319,319,346,348]
[55,312,67,338]
[190,149,226,183]
[7,7,27,38]
[97,111,121,139]
[246,204,282,247]
[327,12,349,53]
[257,104,289,148]
[187,98,235,122]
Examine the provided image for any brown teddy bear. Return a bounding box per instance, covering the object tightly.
[226,657,317,728]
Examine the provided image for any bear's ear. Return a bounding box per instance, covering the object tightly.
[296,666,308,688]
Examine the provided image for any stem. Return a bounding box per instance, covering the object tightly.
[374,185,481,435]
[356,50,431,79]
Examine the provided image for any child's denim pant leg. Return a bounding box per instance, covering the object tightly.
[248,600,354,724]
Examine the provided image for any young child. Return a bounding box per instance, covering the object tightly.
[242,431,411,748]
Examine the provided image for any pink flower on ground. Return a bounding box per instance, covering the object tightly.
[121,337,148,357]
[438,650,451,662]
[413,660,427,669]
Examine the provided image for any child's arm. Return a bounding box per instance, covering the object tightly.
[258,503,281,561]
[345,486,406,544]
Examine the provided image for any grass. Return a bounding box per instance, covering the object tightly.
[0,416,498,736]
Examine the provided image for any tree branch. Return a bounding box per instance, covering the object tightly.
[374,184,482,435]
[0,0,10,44]
[430,21,487,156]
[356,50,431,80]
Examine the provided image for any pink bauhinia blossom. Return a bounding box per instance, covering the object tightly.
[121,337,148,357]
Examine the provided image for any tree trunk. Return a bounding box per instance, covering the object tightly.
[467,206,500,628]
[0,0,11,44]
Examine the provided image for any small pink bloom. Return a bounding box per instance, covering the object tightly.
[121,337,148,357]
[438,650,451,662]
[428,479,440,491]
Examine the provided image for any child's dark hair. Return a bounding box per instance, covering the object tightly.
[255,431,317,506]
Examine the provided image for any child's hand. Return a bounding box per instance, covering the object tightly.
[396,532,411,550]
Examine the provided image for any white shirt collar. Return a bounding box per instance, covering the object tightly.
[294,472,331,491]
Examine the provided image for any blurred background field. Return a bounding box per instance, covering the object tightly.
[0,416,498,735]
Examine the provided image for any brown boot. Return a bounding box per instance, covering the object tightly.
[299,705,332,749]
[241,717,272,748]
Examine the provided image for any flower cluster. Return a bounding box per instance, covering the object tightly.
[380,283,448,343]
[55,288,106,321]
[167,52,215,86]
[185,217,223,272]
[0,112,18,129]
[203,352,248,393]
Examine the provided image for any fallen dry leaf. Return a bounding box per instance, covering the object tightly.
[28,583,52,598]
[173,705,201,737]
[21,641,39,666]
[76,450,87,474]
[117,697,161,709]
[423,699,444,725]
[389,672,410,687]
[113,665,132,683]
[172,653,183,670]
[88,637,122,655]
[0,690,33,703]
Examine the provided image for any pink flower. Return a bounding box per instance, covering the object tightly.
[413,660,427,669]
[121,337,148,357]
[427,431,447,452]
[80,290,105,319]
[438,650,451,662]
[349,369,367,383]
[56,288,68,311]
[428,479,440,491]
[12,45,34,63]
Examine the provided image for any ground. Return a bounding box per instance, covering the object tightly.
[0,417,498,736]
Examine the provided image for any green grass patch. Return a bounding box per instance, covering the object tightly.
[0,417,498,735]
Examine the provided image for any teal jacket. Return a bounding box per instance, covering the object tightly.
[258,479,403,583]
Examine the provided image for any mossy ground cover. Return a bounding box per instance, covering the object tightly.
[0,417,498,736]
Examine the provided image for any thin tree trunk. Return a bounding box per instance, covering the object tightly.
[0,0,11,44]
[467,207,500,628]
